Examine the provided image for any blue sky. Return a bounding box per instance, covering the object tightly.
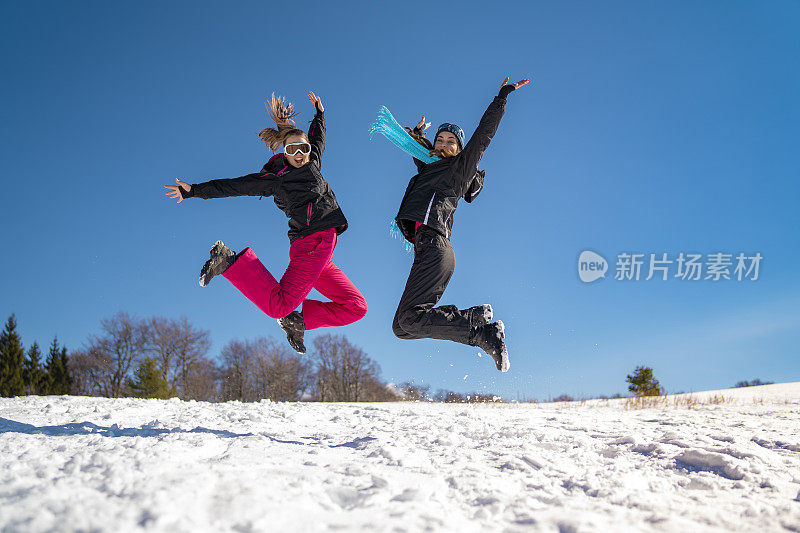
[1,1,798,400]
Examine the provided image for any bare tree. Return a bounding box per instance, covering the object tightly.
[68,348,112,397]
[181,356,219,401]
[361,376,402,402]
[309,334,392,402]
[218,339,255,401]
[144,316,212,398]
[250,337,313,401]
[144,316,180,383]
[82,312,148,397]
[399,381,432,401]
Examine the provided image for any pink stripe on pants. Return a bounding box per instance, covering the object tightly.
[222,228,367,329]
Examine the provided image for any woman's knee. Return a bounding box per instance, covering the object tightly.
[269,297,304,320]
[264,307,288,320]
[352,295,368,320]
[392,321,410,339]
[397,310,422,336]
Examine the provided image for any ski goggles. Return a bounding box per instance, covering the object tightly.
[284,142,311,156]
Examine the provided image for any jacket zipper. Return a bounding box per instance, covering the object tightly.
[306,202,312,226]
[423,192,435,225]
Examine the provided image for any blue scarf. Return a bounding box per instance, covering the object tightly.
[370,106,440,252]
[389,219,413,252]
[369,106,441,164]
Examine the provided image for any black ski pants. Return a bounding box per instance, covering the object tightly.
[392,226,475,345]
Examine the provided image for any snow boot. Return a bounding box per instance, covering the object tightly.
[468,304,493,328]
[278,311,306,354]
[199,240,236,287]
[470,320,510,372]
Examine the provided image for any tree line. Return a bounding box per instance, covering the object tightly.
[1,312,501,403]
[0,315,71,396]
[0,312,402,402]
[6,319,773,405]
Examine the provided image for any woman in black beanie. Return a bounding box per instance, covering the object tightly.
[392,77,529,373]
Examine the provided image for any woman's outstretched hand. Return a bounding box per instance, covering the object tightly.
[415,116,431,132]
[501,76,531,90]
[308,91,324,112]
[164,178,191,203]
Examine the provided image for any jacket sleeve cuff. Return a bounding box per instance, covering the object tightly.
[498,85,516,99]
[180,186,194,199]
[406,127,430,147]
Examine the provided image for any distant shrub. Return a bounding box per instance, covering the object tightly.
[596,393,624,400]
[430,389,504,403]
[552,394,574,402]
[443,391,466,403]
[399,381,431,401]
[734,379,774,388]
[465,394,503,403]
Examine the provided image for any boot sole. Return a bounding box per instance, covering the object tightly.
[198,240,229,287]
[277,318,306,354]
[497,345,510,373]
[479,304,493,326]
[494,320,510,373]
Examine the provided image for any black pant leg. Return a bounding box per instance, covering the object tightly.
[392,228,473,344]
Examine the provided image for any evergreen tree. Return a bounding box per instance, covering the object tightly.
[23,342,47,395]
[45,336,69,395]
[626,365,664,397]
[0,314,25,397]
[127,357,176,399]
[59,346,73,394]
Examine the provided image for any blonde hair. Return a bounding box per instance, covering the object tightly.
[257,93,308,152]
[405,127,458,159]
[429,147,459,159]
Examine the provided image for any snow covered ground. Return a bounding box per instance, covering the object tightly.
[1,383,799,532]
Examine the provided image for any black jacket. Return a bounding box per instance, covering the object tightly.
[395,86,513,243]
[181,110,348,242]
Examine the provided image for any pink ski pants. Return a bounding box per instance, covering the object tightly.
[222,228,367,329]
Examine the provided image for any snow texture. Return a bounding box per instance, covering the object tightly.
[1,383,799,532]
